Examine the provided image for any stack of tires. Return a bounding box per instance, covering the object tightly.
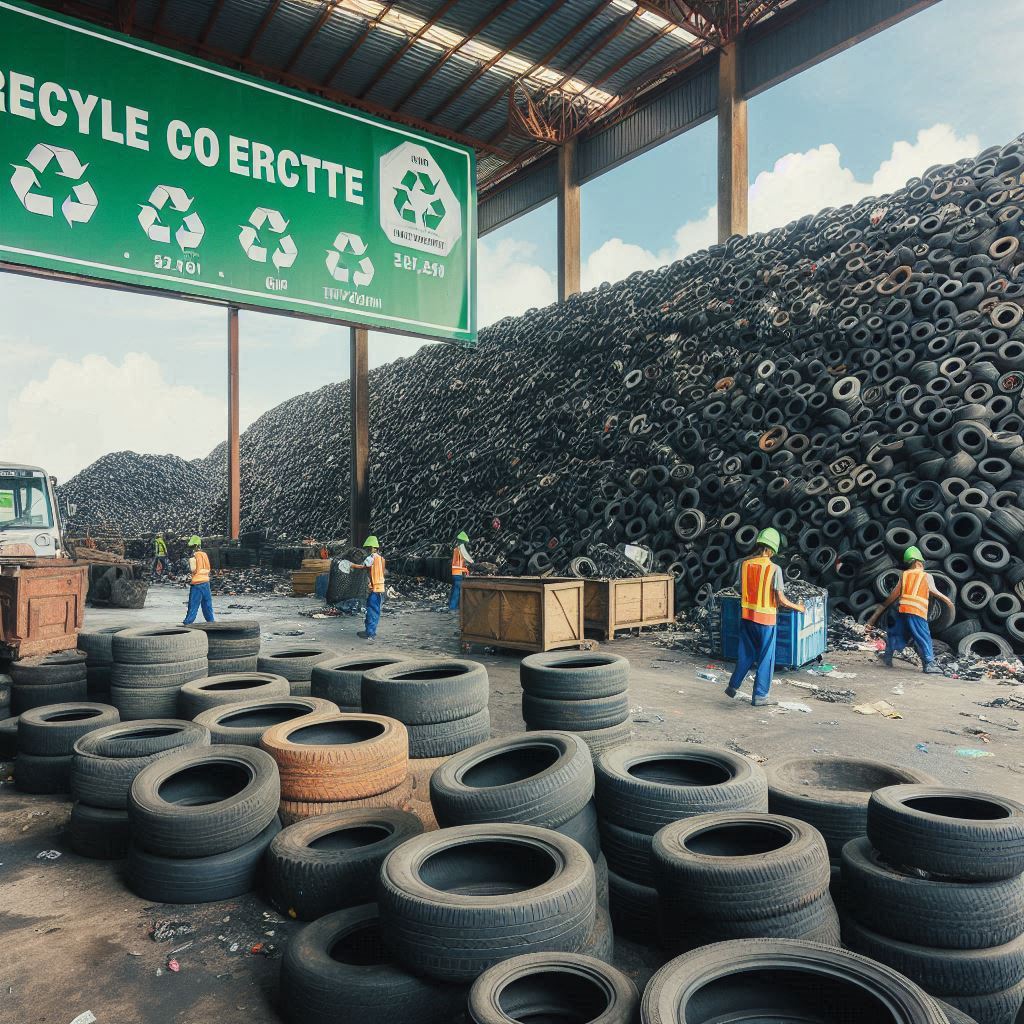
[14,702,119,795]
[257,646,336,697]
[70,719,211,859]
[10,651,87,715]
[652,811,841,954]
[430,732,609,910]
[0,676,16,758]
[0,672,11,723]
[178,672,290,718]
[260,711,413,825]
[311,654,407,712]
[125,744,281,902]
[595,742,769,941]
[193,695,336,745]
[77,626,128,703]
[110,626,208,720]
[520,653,632,760]
[842,784,1024,1024]
[193,620,261,673]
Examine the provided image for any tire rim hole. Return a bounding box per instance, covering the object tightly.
[43,710,102,723]
[329,922,389,966]
[626,757,731,787]
[220,704,311,728]
[497,970,612,1022]
[419,839,558,895]
[903,795,1009,821]
[309,824,392,852]
[157,761,252,806]
[289,720,385,745]
[460,744,561,788]
[683,822,792,858]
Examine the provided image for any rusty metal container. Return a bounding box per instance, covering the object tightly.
[0,558,87,659]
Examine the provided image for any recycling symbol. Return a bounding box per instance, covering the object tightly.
[393,170,446,230]
[379,141,462,256]
[326,231,374,287]
[10,143,97,225]
[138,185,205,250]
[238,207,297,270]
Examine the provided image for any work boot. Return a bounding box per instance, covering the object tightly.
[877,651,893,668]
[724,685,738,699]
[357,630,370,640]
[751,696,778,707]
[922,662,941,675]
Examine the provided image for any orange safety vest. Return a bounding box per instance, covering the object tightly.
[191,550,211,585]
[368,553,386,593]
[898,568,930,619]
[741,556,779,626]
[452,546,469,576]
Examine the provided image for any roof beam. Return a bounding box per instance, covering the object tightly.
[242,0,282,60]
[580,20,675,95]
[116,0,134,34]
[634,1,724,43]
[321,1,399,87]
[199,0,228,45]
[284,0,340,74]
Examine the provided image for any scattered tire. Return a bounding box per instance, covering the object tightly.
[112,626,208,665]
[362,658,488,725]
[110,657,209,688]
[571,721,633,760]
[69,802,131,859]
[555,799,602,862]
[14,751,74,793]
[10,650,87,685]
[17,703,119,756]
[278,775,415,826]
[310,654,407,709]
[607,867,658,942]
[178,672,290,717]
[194,696,336,745]
[406,708,491,758]
[12,676,88,714]
[522,692,630,731]
[77,626,130,665]
[520,652,630,700]
[600,818,655,886]
[256,647,336,683]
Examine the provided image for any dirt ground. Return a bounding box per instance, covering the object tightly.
[2,583,1021,1023]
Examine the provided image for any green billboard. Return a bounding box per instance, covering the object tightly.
[0,1,477,345]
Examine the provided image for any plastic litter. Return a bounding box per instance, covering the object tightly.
[778,701,811,713]
[956,748,995,758]
[852,700,902,719]
[69,1013,96,1024]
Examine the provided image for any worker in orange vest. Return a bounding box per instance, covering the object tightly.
[182,535,215,625]
[866,546,953,674]
[448,530,474,612]
[724,528,805,707]
[348,535,386,642]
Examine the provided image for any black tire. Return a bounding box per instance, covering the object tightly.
[178,672,290,717]
[310,654,407,708]
[607,867,658,943]
[572,722,633,760]
[17,703,119,756]
[77,626,129,665]
[110,683,188,720]
[841,914,1024,997]
[128,744,280,857]
[407,708,491,758]
[0,715,18,758]
[520,653,630,700]
[596,743,768,835]
[15,751,73,793]
[279,904,467,1024]
[841,836,1024,950]
[110,657,208,688]
[652,813,831,920]
[582,902,614,964]
[467,952,639,1024]
[378,823,597,982]
[12,677,88,714]
[256,647,336,683]
[942,982,1024,1024]
[867,786,1024,881]
[933,997,980,1024]
[958,633,1014,660]
[69,802,131,859]
[194,696,336,745]
[206,655,259,675]
[265,808,423,920]
[523,692,630,731]
[126,816,281,903]
[430,732,595,830]
[10,650,87,685]
[555,799,601,862]
[641,939,949,1024]
[362,658,488,725]
[191,620,261,641]
[112,626,208,665]
[600,819,655,886]
[766,757,937,858]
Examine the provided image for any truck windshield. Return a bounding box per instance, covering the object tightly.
[0,475,54,529]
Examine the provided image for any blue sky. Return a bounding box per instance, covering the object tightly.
[3,0,1022,480]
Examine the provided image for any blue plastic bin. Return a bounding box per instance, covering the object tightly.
[720,594,828,669]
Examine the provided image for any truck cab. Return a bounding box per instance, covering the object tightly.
[0,464,63,557]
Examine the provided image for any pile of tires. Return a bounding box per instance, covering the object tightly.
[125,744,281,902]
[260,711,413,825]
[10,651,87,715]
[0,672,11,723]
[70,719,211,859]
[192,620,261,673]
[520,652,632,760]
[652,811,840,953]
[178,671,290,718]
[194,695,336,745]
[257,646,337,697]
[841,784,1024,1024]
[14,702,119,795]
[109,626,208,720]
[77,626,129,703]
[594,742,769,941]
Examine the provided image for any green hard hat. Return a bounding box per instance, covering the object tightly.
[756,527,782,553]
[903,545,924,563]
[188,535,202,547]
[457,531,470,542]
[363,535,380,548]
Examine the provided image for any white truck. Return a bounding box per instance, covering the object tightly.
[0,463,66,557]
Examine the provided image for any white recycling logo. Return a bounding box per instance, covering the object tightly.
[326,231,374,287]
[10,143,98,225]
[239,207,297,271]
[138,185,205,250]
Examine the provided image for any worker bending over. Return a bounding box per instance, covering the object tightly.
[866,546,953,674]
[182,535,215,625]
[152,531,168,576]
[448,530,474,612]
[724,528,805,707]
[349,535,386,641]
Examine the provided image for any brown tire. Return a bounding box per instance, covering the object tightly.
[279,775,414,826]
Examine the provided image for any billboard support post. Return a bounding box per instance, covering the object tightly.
[227,305,240,541]
[350,328,370,547]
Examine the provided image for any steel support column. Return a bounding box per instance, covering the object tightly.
[350,327,370,546]
[557,140,580,303]
[717,40,748,241]
[227,305,241,540]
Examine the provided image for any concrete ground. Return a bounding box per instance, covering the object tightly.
[2,582,1021,1023]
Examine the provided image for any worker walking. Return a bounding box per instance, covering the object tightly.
[349,535,386,641]
[866,546,953,674]
[182,535,215,625]
[448,530,474,612]
[724,528,805,707]
[152,531,168,576]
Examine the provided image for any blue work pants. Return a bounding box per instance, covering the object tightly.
[365,591,383,637]
[729,618,777,700]
[885,610,934,664]
[448,574,463,611]
[183,583,214,624]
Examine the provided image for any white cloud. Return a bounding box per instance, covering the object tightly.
[1,353,224,481]
[477,237,556,326]
[582,238,662,292]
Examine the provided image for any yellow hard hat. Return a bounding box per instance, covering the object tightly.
[188,535,202,547]
[363,535,380,548]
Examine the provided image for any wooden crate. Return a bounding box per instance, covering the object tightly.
[583,574,675,640]
[292,558,332,596]
[461,577,585,653]
[0,559,87,659]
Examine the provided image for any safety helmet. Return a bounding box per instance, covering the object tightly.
[157,531,164,537]
[363,535,380,548]
[457,531,470,542]
[188,535,202,547]
[756,527,782,553]
[903,545,924,564]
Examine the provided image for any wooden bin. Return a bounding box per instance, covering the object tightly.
[583,574,675,640]
[0,558,87,659]
[461,577,585,653]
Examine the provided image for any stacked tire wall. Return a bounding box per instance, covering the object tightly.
[110,626,208,719]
